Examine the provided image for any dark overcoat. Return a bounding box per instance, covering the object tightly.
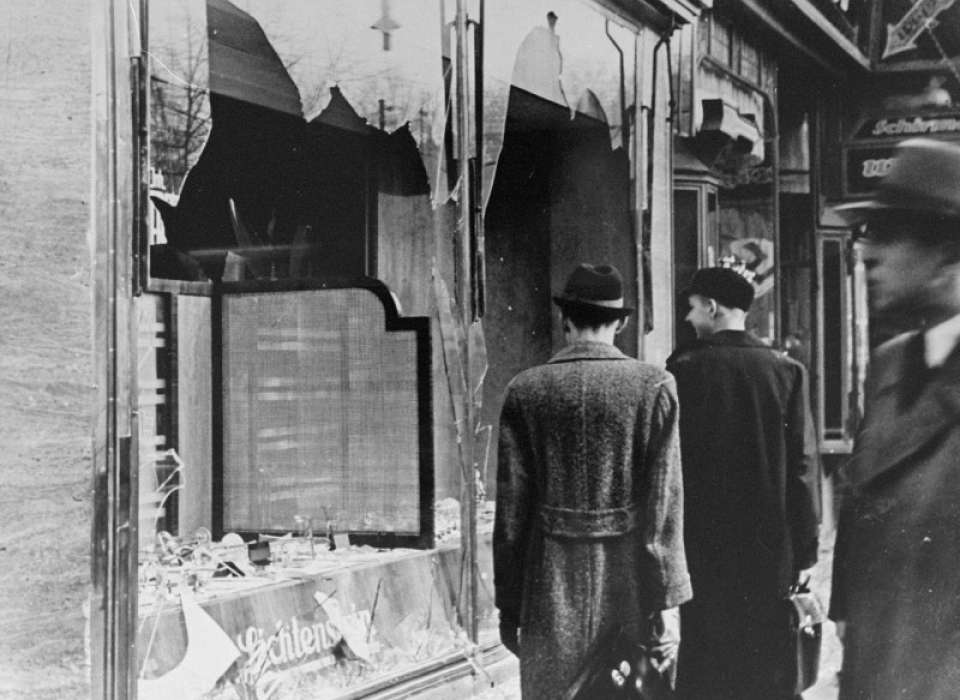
[831,332,960,699]
[666,330,821,700]
[494,340,692,700]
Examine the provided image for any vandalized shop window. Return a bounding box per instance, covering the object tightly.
[148,0,452,284]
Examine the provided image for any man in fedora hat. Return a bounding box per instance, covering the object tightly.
[494,263,692,698]
[830,138,960,699]
[667,266,821,700]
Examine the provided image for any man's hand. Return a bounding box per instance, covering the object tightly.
[646,607,681,673]
[499,619,520,656]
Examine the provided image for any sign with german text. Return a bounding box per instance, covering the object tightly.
[845,146,898,195]
[854,113,960,139]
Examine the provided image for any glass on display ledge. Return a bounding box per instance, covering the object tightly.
[135,498,499,700]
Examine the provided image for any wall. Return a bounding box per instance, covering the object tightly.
[0,0,93,697]
[644,30,679,365]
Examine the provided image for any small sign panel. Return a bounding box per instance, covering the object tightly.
[845,146,898,195]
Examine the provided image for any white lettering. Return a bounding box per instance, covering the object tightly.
[278,626,296,664]
[290,617,303,658]
[300,625,315,655]
[861,158,894,178]
[324,619,342,646]
[268,634,287,666]
[231,609,370,672]
[872,117,960,137]
[237,626,262,654]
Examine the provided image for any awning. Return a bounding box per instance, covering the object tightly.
[699,99,762,153]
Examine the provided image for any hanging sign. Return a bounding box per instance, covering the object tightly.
[880,0,960,63]
[883,0,956,59]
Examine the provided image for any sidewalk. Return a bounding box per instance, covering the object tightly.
[463,527,843,700]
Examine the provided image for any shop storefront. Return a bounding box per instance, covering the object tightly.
[670,1,872,463]
[90,0,704,697]
[838,0,960,344]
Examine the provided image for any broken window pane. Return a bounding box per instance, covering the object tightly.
[148,0,451,284]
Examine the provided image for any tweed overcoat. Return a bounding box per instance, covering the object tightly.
[831,332,960,700]
[494,340,692,700]
[666,330,821,699]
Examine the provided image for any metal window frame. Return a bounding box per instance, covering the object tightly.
[815,230,855,453]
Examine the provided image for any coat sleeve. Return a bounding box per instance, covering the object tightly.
[493,386,536,626]
[828,496,854,621]
[639,377,693,610]
[830,352,880,620]
[786,363,822,571]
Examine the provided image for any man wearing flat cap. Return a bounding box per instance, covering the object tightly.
[494,263,692,698]
[667,266,821,700]
[830,138,960,700]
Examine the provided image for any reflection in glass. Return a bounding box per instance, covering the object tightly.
[478,0,642,644]
[148,0,450,283]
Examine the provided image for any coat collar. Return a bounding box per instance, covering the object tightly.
[848,331,960,487]
[674,330,770,355]
[547,340,631,364]
[698,330,768,348]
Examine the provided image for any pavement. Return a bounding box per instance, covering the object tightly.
[465,526,843,700]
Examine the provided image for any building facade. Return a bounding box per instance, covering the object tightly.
[91,0,709,697]
[671,0,872,470]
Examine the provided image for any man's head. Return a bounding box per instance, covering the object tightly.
[682,267,755,338]
[836,138,960,319]
[553,263,632,341]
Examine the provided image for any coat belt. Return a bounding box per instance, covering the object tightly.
[537,504,640,539]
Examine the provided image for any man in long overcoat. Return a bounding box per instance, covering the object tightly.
[494,263,692,699]
[830,138,960,699]
[666,267,821,700]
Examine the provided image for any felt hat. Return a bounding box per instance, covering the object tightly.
[553,263,633,320]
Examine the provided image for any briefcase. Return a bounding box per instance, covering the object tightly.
[563,625,673,700]
[784,579,826,694]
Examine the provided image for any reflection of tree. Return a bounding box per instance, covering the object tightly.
[302,67,437,142]
[150,9,209,193]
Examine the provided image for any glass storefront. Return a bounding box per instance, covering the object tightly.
[94,0,683,695]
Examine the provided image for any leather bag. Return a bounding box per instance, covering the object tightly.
[784,578,826,694]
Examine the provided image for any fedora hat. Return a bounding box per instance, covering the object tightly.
[553,263,633,320]
[835,138,960,224]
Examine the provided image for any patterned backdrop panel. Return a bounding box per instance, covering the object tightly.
[222,288,423,536]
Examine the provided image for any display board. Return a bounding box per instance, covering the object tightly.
[218,282,432,546]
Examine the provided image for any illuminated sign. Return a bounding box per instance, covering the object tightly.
[855,114,960,139]
[845,146,897,195]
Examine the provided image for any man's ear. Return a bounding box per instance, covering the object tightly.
[615,316,630,335]
[708,299,719,317]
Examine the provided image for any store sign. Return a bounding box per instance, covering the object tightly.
[233,606,376,673]
[880,0,960,63]
[845,146,897,195]
[883,0,956,60]
[855,114,960,139]
[138,543,498,696]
